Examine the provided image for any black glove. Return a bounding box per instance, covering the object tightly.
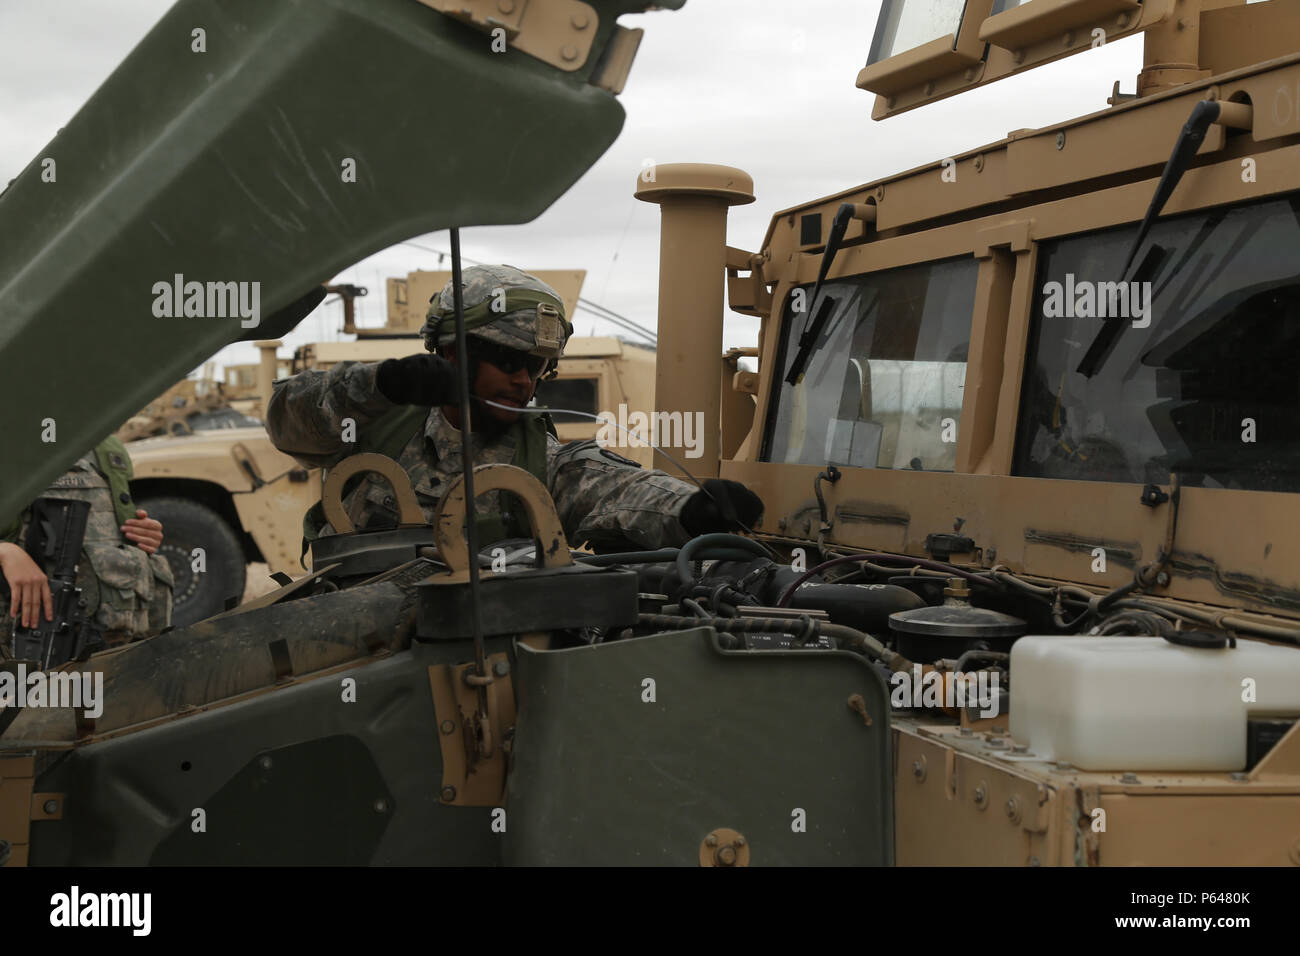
[680,478,764,536]
[376,354,460,406]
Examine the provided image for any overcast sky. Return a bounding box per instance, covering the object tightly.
[0,0,1144,375]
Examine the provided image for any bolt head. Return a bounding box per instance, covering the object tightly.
[1056,131,1066,150]
[440,720,456,735]
[43,799,58,814]
[705,833,718,846]
[1156,572,1170,586]
[493,659,510,677]
[561,44,578,61]
[440,786,457,802]
[571,12,590,29]
[1004,796,1022,823]
[259,756,272,770]
[373,798,388,813]
[715,845,738,866]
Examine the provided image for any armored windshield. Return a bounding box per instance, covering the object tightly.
[765,257,978,471]
[1015,195,1300,492]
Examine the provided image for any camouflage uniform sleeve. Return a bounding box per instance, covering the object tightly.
[265,361,397,469]
[548,439,697,551]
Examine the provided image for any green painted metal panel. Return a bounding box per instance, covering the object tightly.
[505,627,894,865]
[0,0,680,523]
[26,637,518,865]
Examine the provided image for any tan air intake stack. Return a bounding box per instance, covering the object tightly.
[255,340,282,411]
[636,164,754,477]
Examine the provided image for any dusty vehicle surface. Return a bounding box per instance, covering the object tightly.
[1,0,1297,876]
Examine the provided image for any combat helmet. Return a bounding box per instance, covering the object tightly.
[421,264,573,359]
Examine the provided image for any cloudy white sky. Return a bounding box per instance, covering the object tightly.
[0,0,1144,375]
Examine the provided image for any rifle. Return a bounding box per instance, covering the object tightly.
[10,497,103,670]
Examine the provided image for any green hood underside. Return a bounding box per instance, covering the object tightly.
[0,0,683,521]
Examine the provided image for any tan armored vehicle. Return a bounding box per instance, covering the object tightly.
[6,0,1295,874]
[120,270,663,626]
[629,0,1300,865]
[116,366,261,442]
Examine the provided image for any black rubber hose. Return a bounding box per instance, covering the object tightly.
[676,534,772,587]
[577,546,757,567]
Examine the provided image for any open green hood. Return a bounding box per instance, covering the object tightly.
[0,0,684,522]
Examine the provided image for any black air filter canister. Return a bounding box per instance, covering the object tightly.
[888,605,1026,664]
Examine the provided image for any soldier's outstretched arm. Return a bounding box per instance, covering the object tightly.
[548,440,697,552]
[265,361,396,468]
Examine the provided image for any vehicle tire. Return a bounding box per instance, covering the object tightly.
[135,496,246,628]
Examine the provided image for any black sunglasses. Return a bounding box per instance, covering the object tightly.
[469,339,549,377]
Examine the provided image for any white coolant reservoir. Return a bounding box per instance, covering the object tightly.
[1010,635,1300,772]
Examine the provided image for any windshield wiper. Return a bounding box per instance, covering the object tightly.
[785,202,856,386]
[1076,100,1227,378]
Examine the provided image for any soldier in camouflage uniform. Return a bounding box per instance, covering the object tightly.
[267,264,764,553]
[1,438,174,652]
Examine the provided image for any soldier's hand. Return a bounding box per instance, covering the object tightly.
[680,479,765,537]
[377,354,460,406]
[122,509,163,555]
[0,542,53,629]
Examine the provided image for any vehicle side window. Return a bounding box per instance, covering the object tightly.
[1014,195,1300,492]
[534,376,599,423]
[764,256,978,471]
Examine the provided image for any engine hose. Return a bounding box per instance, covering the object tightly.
[1095,610,1173,636]
[681,598,711,620]
[636,613,912,671]
[1107,598,1300,645]
[577,548,679,566]
[776,552,988,607]
[576,546,758,567]
[676,534,772,587]
[950,649,1010,673]
[1094,581,1141,614]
